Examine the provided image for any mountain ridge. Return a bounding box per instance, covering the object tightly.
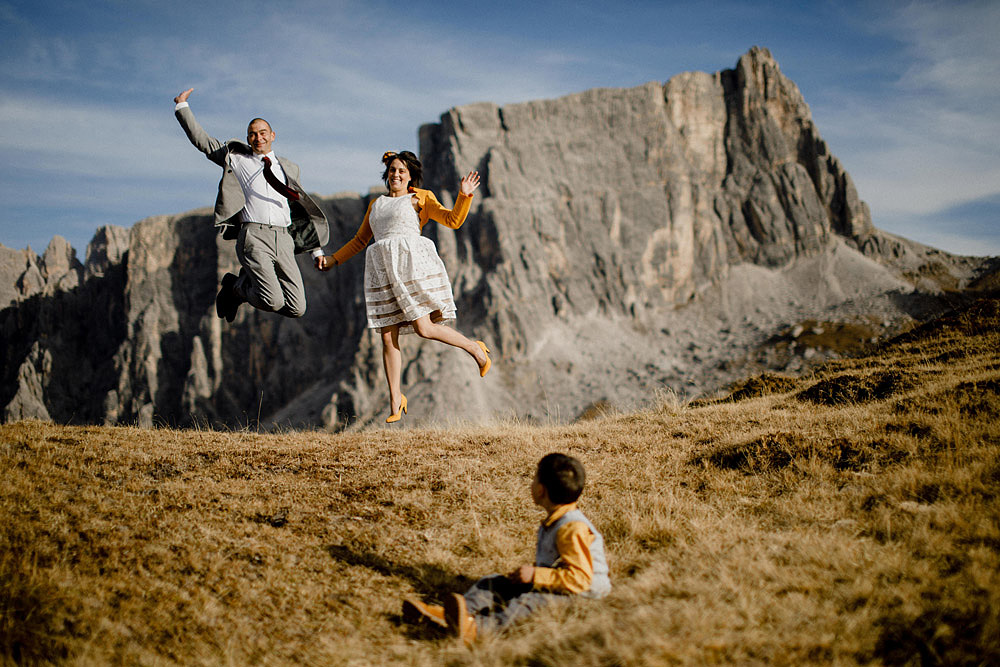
[0,47,993,428]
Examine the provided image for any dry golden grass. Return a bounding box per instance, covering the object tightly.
[2,298,1000,665]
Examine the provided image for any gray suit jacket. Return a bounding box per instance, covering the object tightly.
[175,105,329,254]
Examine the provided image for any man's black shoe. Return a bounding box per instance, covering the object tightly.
[216,273,240,322]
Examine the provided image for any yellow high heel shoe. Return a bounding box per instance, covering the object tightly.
[476,341,491,377]
[386,394,407,423]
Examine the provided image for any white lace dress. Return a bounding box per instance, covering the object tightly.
[363,194,457,333]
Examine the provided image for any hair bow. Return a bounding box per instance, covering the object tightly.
[382,151,397,162]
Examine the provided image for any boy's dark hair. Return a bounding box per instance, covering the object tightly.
[536,453,585,504]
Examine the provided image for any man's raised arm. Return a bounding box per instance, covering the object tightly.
[173,88,226,165]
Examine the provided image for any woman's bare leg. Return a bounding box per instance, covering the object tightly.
[411,315,488,373]
[381,325,403,413]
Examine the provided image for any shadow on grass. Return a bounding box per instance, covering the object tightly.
[872,605,1000,666]
[325,544,475,597]
[325,544,476,639]
[1,533,84,663]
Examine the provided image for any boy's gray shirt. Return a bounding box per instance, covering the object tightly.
[535,508,611,599]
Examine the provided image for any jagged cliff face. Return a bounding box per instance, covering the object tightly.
[0,48,989,428]
[421,48,874,343]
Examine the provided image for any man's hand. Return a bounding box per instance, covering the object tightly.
[174,88,194,104]
[508,565,535,585]
[315,255,335,271]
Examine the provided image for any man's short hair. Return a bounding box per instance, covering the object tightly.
[247,117,272,132]
[537,453,585,504]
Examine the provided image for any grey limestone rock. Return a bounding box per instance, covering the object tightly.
[15,257,45,301]
[0,245,34,307]
[3,342,52,422]
[85,225,130,278]
[41,236,84,293]
[0,234,88,307]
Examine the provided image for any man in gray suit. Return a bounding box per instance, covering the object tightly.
[173,88,328,321]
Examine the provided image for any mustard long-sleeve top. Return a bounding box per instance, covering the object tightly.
[330,187,474,265]
[531,503,597,595]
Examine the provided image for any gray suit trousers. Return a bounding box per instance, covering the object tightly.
[236,223,306,318]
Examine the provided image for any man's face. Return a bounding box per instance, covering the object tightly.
[247,120,275,155]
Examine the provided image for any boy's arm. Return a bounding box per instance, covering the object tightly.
[531,522,595,594]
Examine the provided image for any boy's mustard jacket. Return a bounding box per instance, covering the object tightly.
[330,187,474,265]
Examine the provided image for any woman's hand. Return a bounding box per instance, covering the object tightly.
[459,170,481,196]
[315,255,336,271]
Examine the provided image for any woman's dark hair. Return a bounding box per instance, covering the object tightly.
[536,453,586,505]
[381,150,422,189]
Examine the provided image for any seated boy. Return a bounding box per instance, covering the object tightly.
[402,452,611,643]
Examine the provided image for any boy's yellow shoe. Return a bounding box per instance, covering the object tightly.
[445,593,477,645]
[402,597,447,629]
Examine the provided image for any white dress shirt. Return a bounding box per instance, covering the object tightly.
[231,151,292,227]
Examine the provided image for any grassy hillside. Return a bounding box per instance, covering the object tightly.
[2,298,999,665]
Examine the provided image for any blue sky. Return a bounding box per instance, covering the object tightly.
[2,0,998,258]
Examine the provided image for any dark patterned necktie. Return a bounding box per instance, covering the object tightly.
[261,156,300,201]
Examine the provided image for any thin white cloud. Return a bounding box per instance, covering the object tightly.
[21,37,81,80]
[138,13,601,194]
[811,0,1000,232]
[894,1,1000,102]
[0,95,205,179]
[817,99,1000,215]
